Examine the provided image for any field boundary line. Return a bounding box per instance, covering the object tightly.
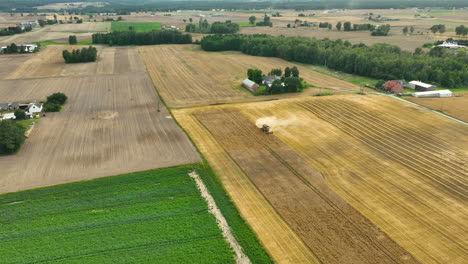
[189,171,251,264]
[387,95,467,125]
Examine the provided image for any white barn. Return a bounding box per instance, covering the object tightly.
[408,81,436,91]
[412,90,453,98]
[242,79,259,92]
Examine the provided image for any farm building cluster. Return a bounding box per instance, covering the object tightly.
[243,75,284,92]
[0,102,43,120]
[382,80,451,98]
[0,44,37,53]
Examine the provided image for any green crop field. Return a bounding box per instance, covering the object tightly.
[111,22,164,32]
[235,21,256,27]
[0,165,236,264]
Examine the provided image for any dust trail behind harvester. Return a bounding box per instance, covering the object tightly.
[255,116,297,132]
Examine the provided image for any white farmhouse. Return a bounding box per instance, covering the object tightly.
[26,103,43,117]
[438,41,466,49]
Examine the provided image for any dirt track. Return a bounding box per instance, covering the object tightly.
[140,45,360,108]
[175,95,468,264]
[174,109,318,264]
[0,46,199,194]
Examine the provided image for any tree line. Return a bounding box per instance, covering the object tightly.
[342,22,389,35]
[63,46,97,63]
[1,43,37,54]
[92,30,192,46]
[201,34,468,88]
[0,25,31,36]
[185,19,239,34]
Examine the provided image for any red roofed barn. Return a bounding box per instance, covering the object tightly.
[383,81,404,94]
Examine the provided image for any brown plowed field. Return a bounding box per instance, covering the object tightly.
[174,95,468,264]
[0,54,32,80]
[0,47,199,194]
[6,45,146,80]
[140,45,360,108]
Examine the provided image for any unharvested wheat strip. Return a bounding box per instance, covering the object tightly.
[189,171,251,264]
[174,109,319,264]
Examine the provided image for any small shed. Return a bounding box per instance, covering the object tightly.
[408,81,436,91]
[412,90,452,98]
[383,81,404,94]
[242,79,259,92]
[1,113,16,120]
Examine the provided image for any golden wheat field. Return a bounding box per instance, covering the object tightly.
[174,94,468,264]
[139,44,361,108]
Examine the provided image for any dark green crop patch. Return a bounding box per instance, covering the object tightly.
[0,165,235,264]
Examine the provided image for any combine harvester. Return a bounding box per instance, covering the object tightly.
[262,124,273,134]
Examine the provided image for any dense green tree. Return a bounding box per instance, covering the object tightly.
[431,24,446,34]
[403,26,409,34]
[414,47,423,55]
[455,25,468,36]
[185,24,196,32]
[291,66,299,77]
[267,79,284,94]
[201,34,468,88]
[269,68,282,76]
[284,77,303,92]
[336,21,342,31]
[38,19,46,27]
[371,24,391,36]
[249,16,256,25]
[63,46,97,63]
[429,47,446,57]
[92,31,192,46]
[47,93,68,105]
[14,110,26,120]
[343,22,352,31]
[410,26,414,33]
[256,15,272,27]
[43,103,61,112]
[0,120,26,155]
[68,35,77,45]
[284,67,291,77]
[247,68,263,84]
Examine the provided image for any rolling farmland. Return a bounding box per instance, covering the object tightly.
[0,166,235,263]
[139,45,361,108]
[0,46,199,194]
[174,95,468,264]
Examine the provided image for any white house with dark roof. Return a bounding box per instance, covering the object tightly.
[26,103,43,117]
